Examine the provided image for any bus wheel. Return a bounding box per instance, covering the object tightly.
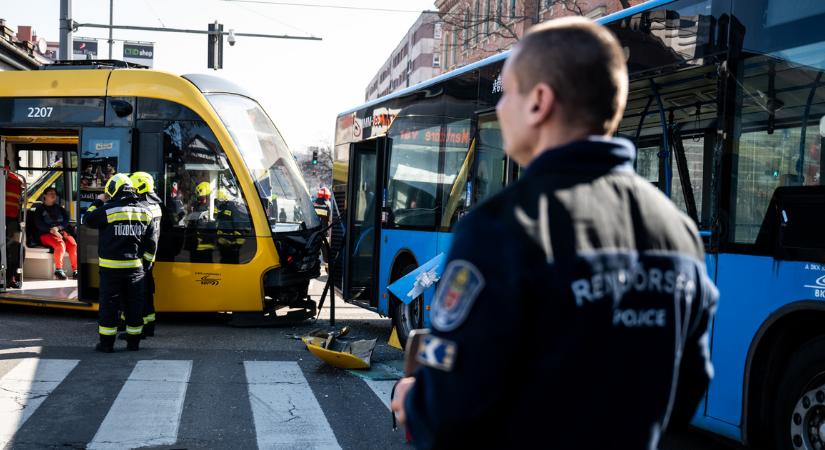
[774,336,825,450]
[392,296,423,348]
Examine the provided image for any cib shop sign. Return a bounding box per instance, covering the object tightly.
[123,41,154,68]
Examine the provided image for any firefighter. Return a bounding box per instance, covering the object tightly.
[215,188,249,264]
[391,18,718,449]
[185,181,216,263]
[84,173,157,352]
[129,171,162,337]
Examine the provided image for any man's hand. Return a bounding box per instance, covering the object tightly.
[391,377,415,426]
[50,227,61,238]
[97,193,108,202]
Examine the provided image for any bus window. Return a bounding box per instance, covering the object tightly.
[670,137,705,220]
[730,54,825,244]
[635,146,660,187]
[386,118,442,229]
[160,120,252,264]
[474,113,507,204]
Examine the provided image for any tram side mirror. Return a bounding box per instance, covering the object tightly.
[110,100,133,118]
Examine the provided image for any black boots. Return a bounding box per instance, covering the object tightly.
[143,322,155,337]
[95,335,115,353]
[126,333,141,351]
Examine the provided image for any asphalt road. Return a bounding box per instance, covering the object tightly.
[0,279,742,450]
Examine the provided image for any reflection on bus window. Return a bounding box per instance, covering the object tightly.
[206,94,319,233]
[161,120,252,263]
[474,114,506,204]
[387,120,441,228]
[731,54,825,244]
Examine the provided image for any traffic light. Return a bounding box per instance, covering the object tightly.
[208,22,224,70]
[311,150,318,165]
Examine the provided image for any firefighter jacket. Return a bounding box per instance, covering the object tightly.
[136,191,162,269]
[216,200,249,247]
[404,137,719,450]
[84,192,157,271]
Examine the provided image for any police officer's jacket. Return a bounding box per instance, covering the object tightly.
[404,137,719,450]
[84,191,157,271]
[136,191,162,269]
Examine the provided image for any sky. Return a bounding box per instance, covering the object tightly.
[2,0,437,153]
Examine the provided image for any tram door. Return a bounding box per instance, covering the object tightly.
[77,127,133,302]
[343,137,387,305]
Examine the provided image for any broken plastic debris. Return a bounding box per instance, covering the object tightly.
[407,269,439,299]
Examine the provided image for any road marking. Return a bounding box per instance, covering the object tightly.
[348,363,403,410]
[88,360,192,450]
[0,358,78,448]
[244,361,340,450]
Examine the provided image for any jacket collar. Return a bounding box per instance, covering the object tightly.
[524,136,637,176]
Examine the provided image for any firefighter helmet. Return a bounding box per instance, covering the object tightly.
[104,173,133,198]
[129,171,155,194]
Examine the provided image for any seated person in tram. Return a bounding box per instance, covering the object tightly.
[33,187,78,280]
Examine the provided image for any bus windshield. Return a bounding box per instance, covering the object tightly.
[207,94,320,232]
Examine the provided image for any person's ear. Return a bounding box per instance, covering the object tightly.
[526,82,555,127]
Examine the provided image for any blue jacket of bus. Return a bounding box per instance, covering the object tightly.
[403,137,719,450]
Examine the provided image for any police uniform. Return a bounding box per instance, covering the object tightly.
[84,174,157,352]
[130,172,162,337]
[403,138,719,449]
[215,192,249,264]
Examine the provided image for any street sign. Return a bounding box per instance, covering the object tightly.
[123,41,154,67]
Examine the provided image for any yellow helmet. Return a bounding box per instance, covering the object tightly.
[104,173,133,198]
[129,171,154,194]
[216,188,231,201]
[196,181,213,197]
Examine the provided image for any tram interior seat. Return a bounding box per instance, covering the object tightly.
[22,204,72,280]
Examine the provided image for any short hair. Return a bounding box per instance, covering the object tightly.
[511,17,629,134]
[43,187,57,197]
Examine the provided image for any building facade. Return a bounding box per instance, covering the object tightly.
[0,19,51,71]
[365,11,443,101]
[437,0,645,72]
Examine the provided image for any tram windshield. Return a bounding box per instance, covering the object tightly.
[207,94,320,232]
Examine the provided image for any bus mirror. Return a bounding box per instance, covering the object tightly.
[110,100,133,118]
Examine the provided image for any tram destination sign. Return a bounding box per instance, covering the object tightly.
[0,98,105,126]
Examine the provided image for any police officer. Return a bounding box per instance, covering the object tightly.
[85,174,157,352]
[215,188,249,264]
[129,172,162,337]
[390,18,718,449]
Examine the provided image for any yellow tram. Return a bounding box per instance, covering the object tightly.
[0,61,322,318]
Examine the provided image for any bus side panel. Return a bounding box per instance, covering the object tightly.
[705,254,820,429]
[378,229,438,316]
[690,411,742,442]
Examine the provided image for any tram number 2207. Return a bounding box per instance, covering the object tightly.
[27,106,54,118]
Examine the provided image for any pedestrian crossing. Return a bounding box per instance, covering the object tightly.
[0,356,400,450]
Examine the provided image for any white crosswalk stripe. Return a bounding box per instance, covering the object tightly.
[88,360,192,450]
[245,361,341,450]
[0,358,78,449]
[0,357,402,449]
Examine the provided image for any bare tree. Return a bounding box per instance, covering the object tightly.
[439,0,632,57]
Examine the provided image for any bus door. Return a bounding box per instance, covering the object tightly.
[77,127,133,302]
[343,137,387,305]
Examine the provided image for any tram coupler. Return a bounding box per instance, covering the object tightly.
[228,297,317,328]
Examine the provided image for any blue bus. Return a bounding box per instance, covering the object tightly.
[334,0,825,447]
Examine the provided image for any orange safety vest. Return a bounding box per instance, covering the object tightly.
[5,171,22,219]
